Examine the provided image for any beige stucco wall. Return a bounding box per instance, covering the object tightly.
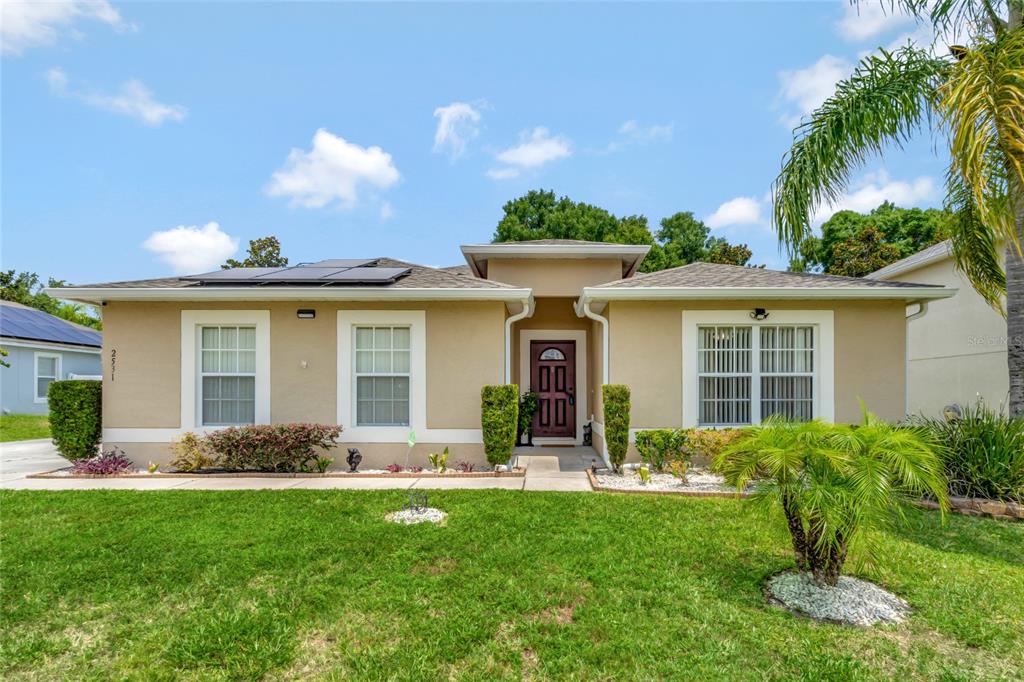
[606,299,908,427]
[101,300,505,432]
[883,258,1009,415]
[487,258,623,296]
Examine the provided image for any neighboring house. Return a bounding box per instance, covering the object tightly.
[868,240,1009,416]
[0,301,102,415]
[50,241,954,467]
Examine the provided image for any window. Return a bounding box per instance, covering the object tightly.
[34,353,61,402]
[355,326,410,426]
[199,326,256,425]
[697,324,815,426]
[539,347,566,361]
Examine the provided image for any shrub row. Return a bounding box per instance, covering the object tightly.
[634,428,743,471]
[173,424,343,473]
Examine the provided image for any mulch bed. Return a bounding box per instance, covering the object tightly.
[28,468,525,480]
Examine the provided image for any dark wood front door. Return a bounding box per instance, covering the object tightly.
[530,340,576,438]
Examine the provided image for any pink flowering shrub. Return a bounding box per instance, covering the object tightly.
[205,423,343,472]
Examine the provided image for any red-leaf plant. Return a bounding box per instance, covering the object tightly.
[205,423,343,473]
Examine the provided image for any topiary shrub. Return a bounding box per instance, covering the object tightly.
[48,379,102,461]
[602,384,630,472]
[634,429,687,472]
[481,384,519,465]
[205,423,343,472]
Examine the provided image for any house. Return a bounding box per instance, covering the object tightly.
[867,240,1009,416]
[50,240,955,467]
[0,301,102,415]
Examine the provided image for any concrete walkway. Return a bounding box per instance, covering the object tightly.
[0,441,594,492]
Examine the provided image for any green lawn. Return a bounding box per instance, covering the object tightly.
[1,491,1021,681]
[0,414,50,442]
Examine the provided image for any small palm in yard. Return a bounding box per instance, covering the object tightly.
[717,408,949,586]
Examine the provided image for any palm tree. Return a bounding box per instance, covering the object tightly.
[716,410,948,586]
[773,1,1024,416]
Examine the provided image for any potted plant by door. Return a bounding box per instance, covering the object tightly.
[517,391,539,446]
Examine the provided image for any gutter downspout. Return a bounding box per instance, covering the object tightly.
[904,300,929,417]
[504,294,534,384]
[576,295,612,469]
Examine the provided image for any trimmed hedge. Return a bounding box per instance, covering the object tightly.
[204,423,342,472]
[482,384,519,465]
[635,429,687,472]
[602,384,630,472]
[48,380,102,461]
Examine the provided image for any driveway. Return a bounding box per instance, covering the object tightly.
[0,439,69,483]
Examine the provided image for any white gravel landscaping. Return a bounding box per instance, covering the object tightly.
[595,467,745,493]
[767,571,910,626]
[384,508,448,525]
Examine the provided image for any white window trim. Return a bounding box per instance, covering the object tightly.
[518,329,588,445]
[181,310,270,432]
[682,310,834,428]
[33,352,62,403]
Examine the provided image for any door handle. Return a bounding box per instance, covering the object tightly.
[567,390,575,406]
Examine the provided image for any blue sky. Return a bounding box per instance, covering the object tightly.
[2,1,951,283]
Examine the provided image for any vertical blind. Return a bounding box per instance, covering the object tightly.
[698,324,815,426]
[355,326,411,426]
[200,326,256,425]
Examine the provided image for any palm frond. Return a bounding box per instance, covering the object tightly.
[773,46,948,250]
[940,28,1024,253]
[945,168,1009,310]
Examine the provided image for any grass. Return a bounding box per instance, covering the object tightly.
[1,490,1021,681]
[0,414,50,442]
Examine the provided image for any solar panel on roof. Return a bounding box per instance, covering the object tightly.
[309,259,375,269]
[253,267,348,281]
[181,268,281,281]
[0,303,101,347]
[322,267,410,282]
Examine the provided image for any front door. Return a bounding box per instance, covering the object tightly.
[530,340,576,438]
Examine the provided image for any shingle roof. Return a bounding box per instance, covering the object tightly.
[0,301,102,347]
[66,258,517,291]
[593,262,942,289]
[440,264,474,277]
[866,240,952,280]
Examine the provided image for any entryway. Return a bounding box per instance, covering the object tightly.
[530,340,576,438]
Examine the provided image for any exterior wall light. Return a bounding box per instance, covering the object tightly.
[297,309,316,319]
[750,308,770,321]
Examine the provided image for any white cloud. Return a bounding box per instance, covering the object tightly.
[142,222,239,273]
[47,67,187,126]
[486,167,520,180]
[602,119,674,153]
[488,127,570,179]
[836,1,915,42]
[777,55,851,127]
[813,171,938,223]
[432,101,482,159]
[705,196,765,230]
[2,0,132,56]
[266,129,401,209]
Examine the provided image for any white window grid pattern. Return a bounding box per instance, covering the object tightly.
[697,324,816,426]
[199,325,256,426]
[35,353,61,401]
[354,326,411,426]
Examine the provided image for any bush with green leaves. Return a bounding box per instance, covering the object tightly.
[634,429,686,472]
[717,406,948,586]
[602,385,630,472]
[912,402,1024,502]
[170,432,215,472]
[481,385,519,465]
[204,423,343,472]
[517,391,539,443]
[47,380,102,461]
[682,428,743,467]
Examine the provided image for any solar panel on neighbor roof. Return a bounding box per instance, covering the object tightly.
[252,267,350,281]
[0,303,101,347]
